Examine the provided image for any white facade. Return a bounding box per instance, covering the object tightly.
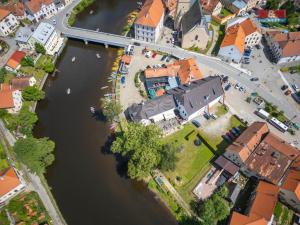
[245,31,261,47]
[218,45,243,63]
[141,108,176,125]
[26,2,57,22]
[7,90,23,114]
[134,12,164,43]
[212,2,223,15]
[0,13,19,37]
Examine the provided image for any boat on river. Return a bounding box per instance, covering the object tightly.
[66,88,71,95]
[71,57,76,62]
[96,53,101,58]
[96,28,100,32]
[101,86,109,90]
[90,107,95,113]
[89,10,94,14]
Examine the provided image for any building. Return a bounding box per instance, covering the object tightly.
[257,9,287,23]
[200,0,223,16]
[174,0,193,30]
[10,76,37,90]
[15,26,33,50]
[218,24,245,63]
[0,8,19,37]
[229,181,279,225]
[29,22,64,55]
[218,17,260,62]
[243,0,262,11]
[25,0,57,23]
[134,0,164,43]
[1,2,26,20]
[0,167,25,204]
[227,17,261,47]
[220,0,247,14]
[127,94,177,125]
[280,156,300,212]
[5,51,26,71]
[172,58,203,84]
[181,0,210,50]
[0,84,22,113]
[164,0,177,18]
[168,76,224,121]
[265,31,300,65]
[224,122,269,166]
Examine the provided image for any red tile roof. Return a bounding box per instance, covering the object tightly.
[6,51,26,70]
[257,9,286,19]
[0,168,21,198]
[172,58,203,84]
[0,8,10,20]
[135,0,164,27]
[0,84,14,109]
[1,2,25,17]
[25,0,53,14]
[282,156,300,201]
[269,31,300,57]
[221,24,246,53]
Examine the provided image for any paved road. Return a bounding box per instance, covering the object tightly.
[0,38,18,68]
[0,120,66,225]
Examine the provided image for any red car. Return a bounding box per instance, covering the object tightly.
[152,52,157,58]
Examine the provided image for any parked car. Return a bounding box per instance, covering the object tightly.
[152,52,157,58]
[293,123,300,131]
[192,120,201,128]
[210,114,218,120]
[235,83,240,89]
[230,129,239,137]
[232,127,241,134]
[222,134,232,143]
[166,56,171,62]
[203,112,210,120]
[285,89,292,95]
[222,76,229,83]
[250,77,259,81]
[133,42,141,46]
[226,132,235,140]
[255,44,261,49]
[224,84,231,91]
[161,55,167,61]
[281,85,288,91]
[239,86,245,92]
[121,76,126,86]
[292,84,300,92]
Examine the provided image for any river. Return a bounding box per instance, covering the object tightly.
[34,0,177,224]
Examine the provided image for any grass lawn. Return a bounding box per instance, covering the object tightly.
[215,104,228,117]
[3,72,16,84]
[19,66,46,81]
[274,202,293,225]
[0,142,9,172]
[35,55,53,70]
[164,124,215,203]
[219,8,231,17]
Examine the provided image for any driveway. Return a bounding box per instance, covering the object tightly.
[0,38,18,67]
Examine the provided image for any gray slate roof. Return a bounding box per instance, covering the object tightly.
[181,0,206,35]
[127,95,176,122]
[168,76,224,116]
[15,27,33,43]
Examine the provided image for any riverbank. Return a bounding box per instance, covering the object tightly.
[68,0,95,26]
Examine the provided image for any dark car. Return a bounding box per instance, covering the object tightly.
[281,85,288,91]
[255,44,261,49]
[222,134,232,143]
[121,76,126,85]
[203,113,210,120]
[250,77,259,81]
[222,76,229,83]
[166,56,171,62]
[233,127,241,134]
[227,132,235,140]
[225,84,231,91]
[230,129,239,137]
[192,120,201,128]
[133,42,141,46]
[161,55,167,61]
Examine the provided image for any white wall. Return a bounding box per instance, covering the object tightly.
[0,13,19,37]
[218,45,243,63]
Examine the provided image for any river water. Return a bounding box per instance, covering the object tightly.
[34,0,177,224]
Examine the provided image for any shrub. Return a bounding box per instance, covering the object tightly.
[35,42,46,54]
[21,56,34,67]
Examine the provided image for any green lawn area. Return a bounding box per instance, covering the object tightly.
[19,66,46,81]
[0,191,51,225]
[274,202,293,225]
[219,8,231,17]
[0,142,9,172]
[35,55,53,70]
[215,104,229,117]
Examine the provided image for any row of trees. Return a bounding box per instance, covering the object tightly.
[111,123,178,179]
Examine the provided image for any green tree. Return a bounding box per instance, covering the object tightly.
[22,86,45,101]
[101,98,122,122]
[199,199,216,225]
[159,143,178,172]
[0,68,6,83]
[0,109,8,118]
[216,185,229,198]
[14,137,55,174]
[35,42,46,54]
[212,195,230,221]
[17,106,38,136]
[43,62,55,73]
[111,123,162,179]
[20,56,34,67]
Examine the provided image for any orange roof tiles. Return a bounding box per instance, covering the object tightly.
[221,24,245,53]
[2,2,25,17]
[227,122,269,162]
[239,18,259,36]
[282,156,300,200]
[200,0,220,14]
[172,58,202,84]
[135,0,164,27]
[230,181,279,225]
[0,168,21,198]
[144,64,180,78]
[121,55,132,64]
[6,51,26,70]
[25,0,53,14]
[0,84,14,109]
[0,8,10,20]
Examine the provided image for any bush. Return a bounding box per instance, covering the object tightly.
[35,42,46,54]
[22,86,45,101]
[0,68,6,83]
[21,56,34,67]
[43,63,55,73]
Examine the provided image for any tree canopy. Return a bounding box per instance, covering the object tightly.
[20,56,34,67]
[101,99,122,122]
[111,123,162,179]
[35,42,46,54]
[0,68,6,83]
[14,137,55,174]
[43,62,55,73]
[22,86,45,101]
[159,143,178,172]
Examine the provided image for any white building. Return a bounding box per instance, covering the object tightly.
[29,22,64,55]
[0,8,19,37]
[134,0,165,43]
[0,84,22,113]
[15,26,34,50]
[265,31,300,66]
[0,168,25,204]
[25,0,57,23]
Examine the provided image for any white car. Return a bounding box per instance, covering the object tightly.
[292,84,300,92]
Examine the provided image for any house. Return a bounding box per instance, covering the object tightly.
[0,167,25,204]
[0,84,22,113]
[1,2,26,20]
[265,31,300,65]
[218,24,245,63]
[229,181,279,225]
[172,58,203,84]
[280,155,300,212]
[127,94,177,125]
[25,0,57,23]
[168,76,224,121]
[227,17,261,47]
[5,50,26,71]
[220,0,247,14]
[119,55,132,74]
[257,9,287,23]
[0,8,19,37]
[200,0,223,16]
[223,122,269,166]
[181,0,210,50]
[174,0,193,30]
[243,0,263,11]
[15,26,33,50]
[134,0,164,43]
[10,76,37,90]
[29,22,64,55]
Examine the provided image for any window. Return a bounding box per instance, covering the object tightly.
[195,35,198,40]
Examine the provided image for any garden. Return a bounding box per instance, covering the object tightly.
[0,191,52,225]
[274,202,293,225]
